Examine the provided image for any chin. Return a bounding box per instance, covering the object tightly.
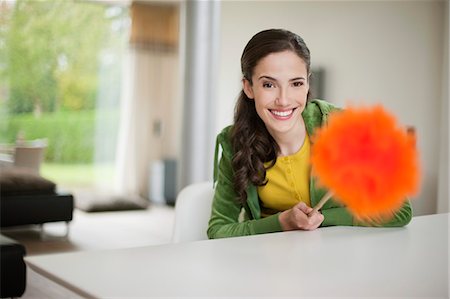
[269,123,295,134]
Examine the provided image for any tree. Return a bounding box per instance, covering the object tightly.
[0,0,124,115]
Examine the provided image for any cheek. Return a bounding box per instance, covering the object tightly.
[296,88,309,101]
[300,86,309,100]
[253,95,271,120]
[254,99,267,117]
[254,89,274,104]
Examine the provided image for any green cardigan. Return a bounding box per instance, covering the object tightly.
[207,99,412,239]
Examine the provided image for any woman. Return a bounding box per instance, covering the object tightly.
[208,29,412,239]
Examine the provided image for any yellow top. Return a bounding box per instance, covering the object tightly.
[257,134,311,217]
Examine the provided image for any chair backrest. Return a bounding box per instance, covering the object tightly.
[171,181,214,243]
[14,142,46,174]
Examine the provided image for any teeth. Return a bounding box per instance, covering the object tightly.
[271,109,293,117]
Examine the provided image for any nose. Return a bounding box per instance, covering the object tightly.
[275,87,289,106]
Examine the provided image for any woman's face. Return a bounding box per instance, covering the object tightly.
[243,50,309,137]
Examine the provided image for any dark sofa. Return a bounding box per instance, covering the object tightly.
[1,192,74,228]
[0,167,74,228]
[0,167,74,298]
[0,234,26,298]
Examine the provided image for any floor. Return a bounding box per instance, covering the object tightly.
[1,204,175,298]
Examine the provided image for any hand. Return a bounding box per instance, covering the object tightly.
[279,202,324,231]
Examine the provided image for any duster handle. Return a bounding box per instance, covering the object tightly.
[309,191,333,215]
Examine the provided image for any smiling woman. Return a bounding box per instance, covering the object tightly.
[207,29,412,239]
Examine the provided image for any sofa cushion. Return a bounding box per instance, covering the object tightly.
[0,167,56,196]
[75,190,148,212]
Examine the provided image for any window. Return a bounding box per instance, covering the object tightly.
[0,1,130,190]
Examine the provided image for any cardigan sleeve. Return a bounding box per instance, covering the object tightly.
[355,200,413,227]
[312,176,413,227]
[207,134,283,239]
[320,200,413,227]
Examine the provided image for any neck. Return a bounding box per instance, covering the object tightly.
[271,118,306,157]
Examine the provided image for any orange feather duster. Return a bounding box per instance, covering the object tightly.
[310,105,420,222]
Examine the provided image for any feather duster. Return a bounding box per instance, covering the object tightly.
[310,105,420,222]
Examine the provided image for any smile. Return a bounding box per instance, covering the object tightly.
[270,108,296,119]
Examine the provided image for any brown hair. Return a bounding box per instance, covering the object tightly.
[231,29,311,204]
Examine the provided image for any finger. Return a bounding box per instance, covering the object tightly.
[313,214,324,227]
[307,213,323,228]
[295,202,306,209]
[307,209,321,217]
[296,202,312,214]
[311,212,323,221]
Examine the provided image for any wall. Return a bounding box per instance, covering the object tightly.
[216,0,446,216]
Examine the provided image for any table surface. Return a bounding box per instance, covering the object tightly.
[26,213,449,298]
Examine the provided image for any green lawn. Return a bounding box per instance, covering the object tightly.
[41,163,115,188]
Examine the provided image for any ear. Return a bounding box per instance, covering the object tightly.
[242,78,254,99]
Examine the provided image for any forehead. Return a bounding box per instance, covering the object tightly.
[253,50,308,78]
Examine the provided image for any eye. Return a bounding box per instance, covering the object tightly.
[262,82,274,88]
[292,81,304,87]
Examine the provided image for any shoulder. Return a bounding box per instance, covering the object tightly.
[304,99,340,116]
[216,125,234,158]
[303,99,341,134]
[217,125,233,145]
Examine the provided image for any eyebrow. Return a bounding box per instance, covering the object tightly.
[258,75,306,81]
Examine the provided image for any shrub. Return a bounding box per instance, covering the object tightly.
[0,110,118,163]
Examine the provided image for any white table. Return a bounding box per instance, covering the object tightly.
[26,213,449,298]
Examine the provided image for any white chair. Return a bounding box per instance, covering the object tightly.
[14,146,45,173]
[13,139,47,174]
[171,181,214,243]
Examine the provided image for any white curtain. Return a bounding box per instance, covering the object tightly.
[115,47,179,198]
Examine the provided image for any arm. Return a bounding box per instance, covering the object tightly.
[320,200,413,227]
[207,148,282,239]
[311,176,412,227]
[357,200,413,227]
